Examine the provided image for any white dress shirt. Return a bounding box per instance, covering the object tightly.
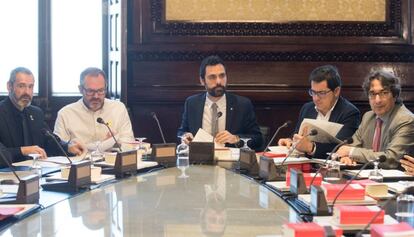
[54,98,134,151]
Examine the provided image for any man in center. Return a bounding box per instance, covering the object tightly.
[177,55,263,150]
[278,65,360,159]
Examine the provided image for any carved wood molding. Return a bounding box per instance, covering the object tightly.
[150,0,401,37]
[128,50,414,62]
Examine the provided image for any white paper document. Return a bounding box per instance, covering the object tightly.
[298,118,343,144]
[193,128,224,148]
[346,169,412,179]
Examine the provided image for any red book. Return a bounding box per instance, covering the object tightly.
[0,207,24,221]
[334,205,384,225]
[322,183,365,201]
[283,223,324,237]
[371,222,414,237]
[286,172,322,187]
[261,152,286,158]
[283,223,342,237]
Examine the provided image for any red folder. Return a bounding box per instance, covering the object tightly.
[283,223,343,237]
[334,205,384,225]
[371,222,414,237]
[286,172,322,187]
[322,183,365,201]
[0,207,24,221]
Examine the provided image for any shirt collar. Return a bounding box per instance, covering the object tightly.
[314,98,339,116]
[205,93,226,109]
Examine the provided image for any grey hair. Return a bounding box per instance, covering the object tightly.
[79,67,107,87]
[9,67,34,85]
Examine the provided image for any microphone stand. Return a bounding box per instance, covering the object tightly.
[262,121,291,154]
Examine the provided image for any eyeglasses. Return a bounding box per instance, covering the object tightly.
[368,90,391,99]
[308,89,332,98]
[82,87,106,96]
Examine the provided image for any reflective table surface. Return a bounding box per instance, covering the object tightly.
[0,165,297,236]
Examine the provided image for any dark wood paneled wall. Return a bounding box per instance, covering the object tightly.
[126,0,414,144]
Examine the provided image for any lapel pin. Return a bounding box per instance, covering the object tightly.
[30,115,34,120]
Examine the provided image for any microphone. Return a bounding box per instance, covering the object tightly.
[279,128,318,167]
[151,112,166,144]
[97,117,122,152]
[356,186,414,237]
[42,128,72,164]
[263,121,292,153]
[0,148,21,183]
[331,155,387,207]
[308,138,353,188]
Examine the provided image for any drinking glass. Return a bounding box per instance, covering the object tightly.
[28,153,42,181]
[240,138,251,150]
[135,137,148,157]
[368,160,384,182]
[176,142,189,178]
[90,141,104,165]
[396,194,414,227]
[323,160,341,182]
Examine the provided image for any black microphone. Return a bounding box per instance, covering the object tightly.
[42,128,72,164]
[331,155,387,207]
[97,117,122,152]
[355,186,414,237]
[263,121,292,153]
[308,138,353,188]
[0,148,21,183]
[279,128,318,167]
[151,112,166,144]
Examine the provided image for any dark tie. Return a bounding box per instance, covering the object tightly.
[372,118,383,152]
[211,103,218,137]
[21,112,32,146]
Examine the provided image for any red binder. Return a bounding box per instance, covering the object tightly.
[322,183,365,201]
[371,222,414,237]
[334,205,384,225]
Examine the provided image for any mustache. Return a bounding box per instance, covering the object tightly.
[18,94,32,100]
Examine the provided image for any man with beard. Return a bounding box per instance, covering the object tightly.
[0,67,84,167]
[177,55,263,150]
[54,67,134,152]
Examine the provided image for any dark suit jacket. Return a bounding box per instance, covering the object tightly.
[294,96,361,159]
[0,97,67,167]
[177,93,263,150]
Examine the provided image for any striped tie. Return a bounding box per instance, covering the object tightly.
[372,118,383,152]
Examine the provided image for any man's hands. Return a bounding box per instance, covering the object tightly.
[401,155,414,176]
[21,146,47,159]
[181,133,194,145]
[335,145,356,165]
[215,130,239,145]
[278,135,314,154]
[68,140,86,156]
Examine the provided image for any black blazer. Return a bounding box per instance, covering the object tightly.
[177,93,263,150]
[294,96,361,159]
[0,98,67,167]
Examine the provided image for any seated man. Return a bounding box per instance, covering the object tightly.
[54,67,134,151]
[336,70,414,169]
[278,65,360,159]
[0,67,83,167]
[177,55,263,150]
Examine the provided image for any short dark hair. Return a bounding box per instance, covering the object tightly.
[199,55,225,80]
[79,67,107,87]
[9,67,34,86]
[308,65,341,90]
[363,70,402,102]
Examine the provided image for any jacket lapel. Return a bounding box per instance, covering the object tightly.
[194,94,205,133]
[226,93,237,132]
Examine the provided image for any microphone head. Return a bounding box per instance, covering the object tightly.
[283,120,292,127]
[97,117,105,124]
[309,129,318,136]
[345,137,353,144]
[217,112,223,118]
[377,155,387,163]
[41,128,50,135]
[151,112,157,119]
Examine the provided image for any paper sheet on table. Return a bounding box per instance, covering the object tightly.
[298,118,343,144]
[193,128,225,148]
